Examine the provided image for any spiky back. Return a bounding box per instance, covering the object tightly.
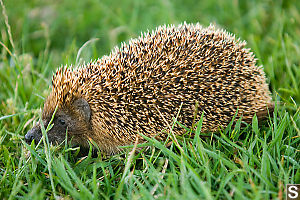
[45,23,272,145]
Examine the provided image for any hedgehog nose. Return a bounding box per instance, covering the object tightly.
[25,129,35,144]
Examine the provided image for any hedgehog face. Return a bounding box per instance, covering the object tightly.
[25,98,92,147]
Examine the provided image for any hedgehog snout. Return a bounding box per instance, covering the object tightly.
[25,124,42,144]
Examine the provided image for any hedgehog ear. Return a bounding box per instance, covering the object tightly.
[73,98,91,122]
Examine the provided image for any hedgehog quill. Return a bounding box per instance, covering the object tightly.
[25,23,273,154]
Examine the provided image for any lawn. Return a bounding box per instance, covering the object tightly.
[0,0,299,199]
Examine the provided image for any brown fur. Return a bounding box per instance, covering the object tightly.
[25,23,273,154]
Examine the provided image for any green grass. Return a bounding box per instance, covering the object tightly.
[0,0,299,199]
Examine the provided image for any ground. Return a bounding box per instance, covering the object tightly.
[0,0,299,199]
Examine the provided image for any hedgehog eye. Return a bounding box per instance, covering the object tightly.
[58,118,66,126]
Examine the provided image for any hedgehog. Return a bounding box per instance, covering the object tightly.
[25,23,273,154]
